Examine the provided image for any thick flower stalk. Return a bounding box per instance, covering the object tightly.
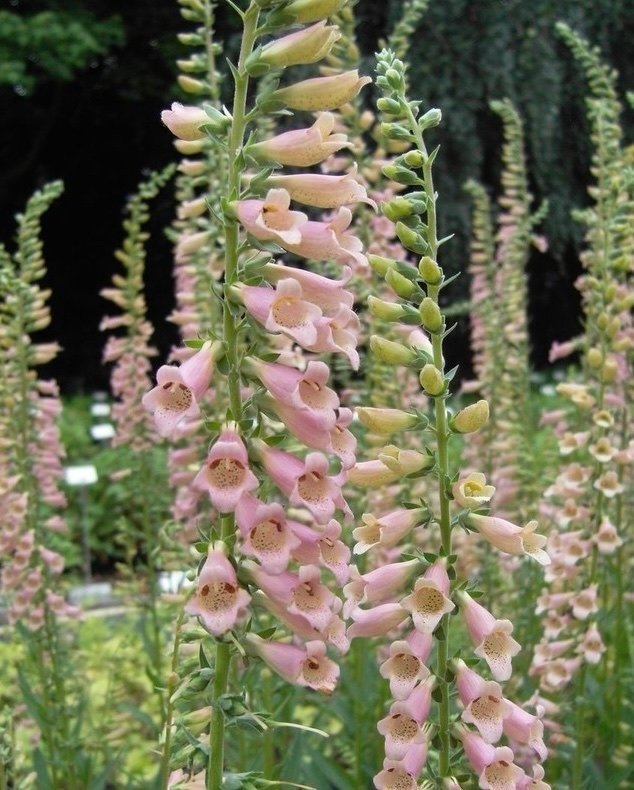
[346,50,551,788]
[0,182,83,787]
[151,1,369,785]
[530,26,632,786]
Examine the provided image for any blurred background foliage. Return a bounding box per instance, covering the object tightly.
[0,0,632,388]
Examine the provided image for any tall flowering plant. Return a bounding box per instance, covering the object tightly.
[347,50,551,789]
[530,25,633,786]
[0,182,84,787]
[149,1,370,785]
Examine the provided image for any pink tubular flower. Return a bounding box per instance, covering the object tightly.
[258,21,340,68]
[247,358,339,428]
[453,660,511,743]
[290,519,351,584]
[343,560,418,618]
[307,306,361,369]
[161,102,209,140]
[250,112,351,167]
[577,623,606,664]
[268,167,377,210]
[235,495,300,574]
[240,279,323,347]
[352,508,422,555]
[282,207,368,270]
[458,592,521,681]
[373,743,428,790]
[185,545,250,635]
[262,262,353,312]
[257,444,349,524]
[247,635,339,694]
[467,514,550,566]
[379,638,432,700]
[453,472,496,509]
[234,188,307,246]
[248,563,335,632]
[193,429,258,513]
[401,561,455,634]
[347,603,408,639]
[377,677,435,760]
[502,701,548,761]
[142,341,218,436]
[271,70,372,112]
[456,726,526,789]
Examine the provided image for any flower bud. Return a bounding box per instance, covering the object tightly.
[404,150,425,168]
[356,408,419,434]
[419,108,442,129]
[368,296,406,321]
[395,221,424,250]
[382,197,414,221]
[419,364,444,396]
[419,297,443,333]
[451,400,489,433]
[600,357,618,383]
[385,67,404,91]
[282,0,346,23]
[386,267,417,298]
[586,347,602,368]
[177,75,206,94]
[370,336,416,365]
[254,21,340,69]
[419,256,442,285]
[377,97,403,114]
[368,254,397,276]
[596,312,609,330]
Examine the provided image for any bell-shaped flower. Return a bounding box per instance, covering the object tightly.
[593,470,624,498]
[577,623,606,664]
[290,519,350,584]
[379,638,432,700]
[262,262,353,312]
[377,679,435,760]
[453,472,496,509]
[343,560,418,618]
[250,112,351,167]
[268,167,377,210]
[570,584,598,620]
[257,21,340,68]
[352,508,422,554]
[247,635,339,694]
[502,701,548,761]
[373,743,428,790]
[282,207,368,270]
[594,518,622,554]
[271,69,372,112]
[467,514,550,566]
[234,188,307,247]
[248,562,335,632]
[456,725,526,789]
[185,545,250,635]
[239,279,323,348]
[246,358,339,428]
[235,495,300,574]
[347,603,408,639]
[193,429,258,513]
[307,306,361,369]
[517,765,551,790]
[142,341,218,437]
[257,444,350,524]
[161,102,208,140]
[401,561,455,634]
[453,659,511,743]
[458,592,521,681]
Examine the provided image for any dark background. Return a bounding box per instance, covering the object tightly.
[1,0,632,391]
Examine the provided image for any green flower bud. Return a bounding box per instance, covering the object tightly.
[600,357,618,383]
[419,108,442,129]
[382,197,414,221]
[385,67,404,91]
[419,256,442,284]
[377,97,403,115]
[404,150,425,168]
[356,407,418,433]
[370,336,416,365]
[419,364,444,396]
[368,254,397,276]
[367,296,406,321]
[419,297,443,332]
[395,221,423,250]
[586,347,602,368]
[451,400,489,433]
[386,267,417,298]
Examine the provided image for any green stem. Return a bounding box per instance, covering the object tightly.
[206,4,259,788]
[160,607,185,789]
